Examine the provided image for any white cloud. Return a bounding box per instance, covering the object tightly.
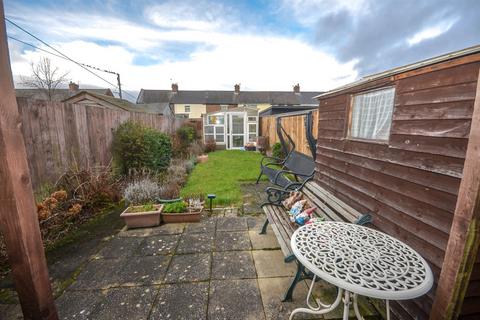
[407,20,456,46]
[8,2,359,95]
[280,0,369,26]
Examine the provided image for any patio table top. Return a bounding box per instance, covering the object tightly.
[291,221,433,300]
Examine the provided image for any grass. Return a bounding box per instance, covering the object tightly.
[181,150,266,206]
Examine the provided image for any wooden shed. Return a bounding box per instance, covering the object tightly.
[314,45,480,319]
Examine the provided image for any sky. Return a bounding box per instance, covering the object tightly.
[5,0,480,100]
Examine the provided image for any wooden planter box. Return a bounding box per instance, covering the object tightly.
[161,208,202,223]
[120,204,163,229]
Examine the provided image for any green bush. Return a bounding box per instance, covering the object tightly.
[163,201,187,213]
[112,121,172,175]
[272,142,285,159]
[173,125,197,157]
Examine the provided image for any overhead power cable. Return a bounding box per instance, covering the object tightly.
[5,17,135,100]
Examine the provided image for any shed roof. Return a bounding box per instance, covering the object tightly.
[16,87,113,100]
[63,91,169,114]
[315,44,480,99]
[137,89,322,105]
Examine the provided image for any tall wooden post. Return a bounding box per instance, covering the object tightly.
[430,68,480,319]
[0,1,58,319]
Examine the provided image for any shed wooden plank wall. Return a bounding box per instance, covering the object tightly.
[16,98,191,190]
[260,110,318,156]
[314,55,480,319]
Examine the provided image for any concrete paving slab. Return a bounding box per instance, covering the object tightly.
[208,279,265,320]
[95,237,143,259]
[258,278,321,320]
[307,279,379,319]
[115,255,171,286]
[224,207,239,217]
[184,217,217,234]
[150,282,209,320]
[247,216,267,230]
[89,286,157,320]
[249,230,280,250]
[215,231,251,251]
[252,250,296,278]
[212,251,256,280]
[0,304,22,320]
[137,235,180,256]
[151,223,186,235]
[55,289,104,319]
[176,232,215,254]
[69,258,122,290]
[216,217,248,232]
[164,253,211,283]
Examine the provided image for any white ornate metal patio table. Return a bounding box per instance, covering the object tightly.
[289,221,433,320]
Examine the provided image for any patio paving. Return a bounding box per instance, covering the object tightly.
[0,188,381,319]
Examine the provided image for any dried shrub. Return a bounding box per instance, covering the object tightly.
[188,140,204,157]
[204,138,216,153]
[124,178,162,205]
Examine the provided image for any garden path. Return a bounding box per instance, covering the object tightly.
[0,184,380,319]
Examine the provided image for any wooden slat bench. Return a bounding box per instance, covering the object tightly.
[260,180,372,301]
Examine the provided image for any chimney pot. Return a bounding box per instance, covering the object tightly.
[293,83,300,93]
[69,81,79,93]
[234,83,240,94]
[171,83,178,93]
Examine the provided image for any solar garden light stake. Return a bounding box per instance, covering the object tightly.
[207,194,216,213]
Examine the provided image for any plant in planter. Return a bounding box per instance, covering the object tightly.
[121,178,163,228]
[161,194,204,223]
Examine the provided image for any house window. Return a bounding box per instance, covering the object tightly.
[349,87,395,141]
[184,105,191,113]
[221,105,228,111]
[207,115,224,125]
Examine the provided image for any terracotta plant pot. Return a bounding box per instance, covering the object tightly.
[197,154,208,163]
[120,204,163,229]
[161,208,202,223]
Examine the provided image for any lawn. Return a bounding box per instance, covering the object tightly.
[180,150,266,206]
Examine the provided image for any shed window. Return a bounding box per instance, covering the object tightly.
[184,105,190,113]
[349,87,395,141]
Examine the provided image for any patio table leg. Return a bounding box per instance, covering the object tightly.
[289,275,343,320]
[343,291,351,320]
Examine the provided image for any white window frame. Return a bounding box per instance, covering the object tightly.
[184,105,191,113]
[347,87,395,143]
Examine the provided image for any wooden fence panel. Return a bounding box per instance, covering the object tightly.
[260,110,318,156]
[16,99,195,190]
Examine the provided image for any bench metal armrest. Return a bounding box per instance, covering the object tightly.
[261,156,285,167]
[273,169,312,184]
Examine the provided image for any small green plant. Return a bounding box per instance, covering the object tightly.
[272,142,285,159]
[112,121,172,175]
[163,201,187,213]
[128,203,157,213]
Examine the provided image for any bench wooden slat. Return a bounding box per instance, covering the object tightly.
[306,182,361,222]
[264,205,292,257]
[302,187,347,222]
[261,181,368,258]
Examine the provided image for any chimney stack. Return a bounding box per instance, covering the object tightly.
[171,83,178,93]
[234,83,240,94]
[69,81,79,93]
[293,83,300,94]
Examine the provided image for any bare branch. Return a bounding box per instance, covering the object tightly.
[21,57,70,101]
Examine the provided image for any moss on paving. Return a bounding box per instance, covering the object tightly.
[46,202,125,257]
[181,150,266,207]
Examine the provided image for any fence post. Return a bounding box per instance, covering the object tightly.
[0,2,58,318]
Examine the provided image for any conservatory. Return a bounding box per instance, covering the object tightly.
[203,106,259,150]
